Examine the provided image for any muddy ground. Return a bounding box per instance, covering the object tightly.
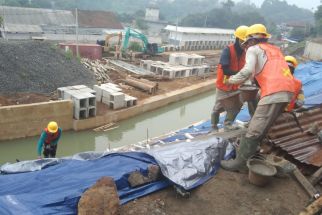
[120,170,309,215]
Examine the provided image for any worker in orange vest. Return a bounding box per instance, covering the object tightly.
[37,121,62,159]
[285,56,305,112]
[211,25,248,131]
[221,24,295,172]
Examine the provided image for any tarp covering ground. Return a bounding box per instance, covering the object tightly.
[0,137,231,214]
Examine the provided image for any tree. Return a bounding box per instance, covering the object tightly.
[315,5,322,35]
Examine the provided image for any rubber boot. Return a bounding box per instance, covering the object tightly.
[211,111,220,131]
[220,137,259,173]
[223,110,239,131]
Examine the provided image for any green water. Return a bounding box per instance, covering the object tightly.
[0,90,215,165]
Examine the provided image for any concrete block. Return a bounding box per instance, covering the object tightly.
[71,85,88,90]
[102,88,117,98]
[88,107,96,118]
[94,85,103,102]
[78,87,96,95]
[101,83,122,92]
[71,93,89,109]
[124,95,138,107]
[102,96,110,105]
[74,107,88,120]
[57,87,68,99]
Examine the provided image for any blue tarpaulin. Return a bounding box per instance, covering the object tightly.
[0,152,170,215]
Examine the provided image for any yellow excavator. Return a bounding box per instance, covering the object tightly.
[97,32,122,52]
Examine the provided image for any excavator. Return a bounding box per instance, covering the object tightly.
[97,32,122,52]
[121,27,164,56]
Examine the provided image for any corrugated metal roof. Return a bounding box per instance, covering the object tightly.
[4,24,43,33]
[269,107,322,167]
[164,25,234,34]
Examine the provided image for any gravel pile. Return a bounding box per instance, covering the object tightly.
[0,40,96,94]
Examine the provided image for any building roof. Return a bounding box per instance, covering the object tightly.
[74,10,123,29]
[164,25,234,34]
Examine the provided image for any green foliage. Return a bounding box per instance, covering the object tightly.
[64,49,74,60]
[128,41,142,52]
[0,16,3,27]
[260,0,313,23]
[180,8,266,29]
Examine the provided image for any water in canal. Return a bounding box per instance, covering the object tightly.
[0,91,215,165]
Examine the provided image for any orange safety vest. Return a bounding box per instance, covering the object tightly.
[286,78,302,112]
[216,44,245,91]
[255,43,295,98]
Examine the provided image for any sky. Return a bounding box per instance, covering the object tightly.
[236,0,320,11]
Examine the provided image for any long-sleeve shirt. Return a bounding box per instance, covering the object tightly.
[228,44,293,105]
[37,128,62,156]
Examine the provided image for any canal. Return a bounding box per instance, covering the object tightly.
[0,90,215,164]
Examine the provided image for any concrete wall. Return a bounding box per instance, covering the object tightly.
[73,79,215,130]
[303,41,322,61]
[0,100,73,141]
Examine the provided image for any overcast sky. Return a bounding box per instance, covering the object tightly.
[236,0,320,11]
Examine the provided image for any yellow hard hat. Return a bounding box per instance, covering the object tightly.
[234,25,249,41]
[246,24,271,39]
[47,121,58,133]
[285,56,298,68]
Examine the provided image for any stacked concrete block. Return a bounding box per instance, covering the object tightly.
[94,82,138,110]
[139,53,210,79]
[57,85,97,120]
[109,92,125,110]
[124,95,138,107]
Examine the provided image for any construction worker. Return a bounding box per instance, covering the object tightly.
[211,25,248,130]
[285,56,305,112]
[220,24,295,172]
[37,121,62,159]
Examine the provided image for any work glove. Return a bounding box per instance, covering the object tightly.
[296,93,305,108]
[223,75,230,84]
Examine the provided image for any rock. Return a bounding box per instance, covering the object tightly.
[148,165,161,181]
[78,176,120,215]
[128,171,149,188]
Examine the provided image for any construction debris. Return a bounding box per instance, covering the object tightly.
[299,196,322,215]
[123,76,158,94]
[81,58,113,83]
[93,123,116,132]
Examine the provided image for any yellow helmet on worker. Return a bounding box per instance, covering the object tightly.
[47,121,58,133]
[285,56,298,68]
[234,25,249,41]
[246,24,271,39]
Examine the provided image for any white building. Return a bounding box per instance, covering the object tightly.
[164,25,235,51]
[145,4,159,22]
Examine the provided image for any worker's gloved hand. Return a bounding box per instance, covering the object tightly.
[223,76,231,85]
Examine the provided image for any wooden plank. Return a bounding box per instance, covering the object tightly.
[292,168,318,198]
[309,166,322,185]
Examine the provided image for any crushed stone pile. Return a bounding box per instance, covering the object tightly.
[0,40,96,94]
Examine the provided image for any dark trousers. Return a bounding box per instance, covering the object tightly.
[43,144,57,158]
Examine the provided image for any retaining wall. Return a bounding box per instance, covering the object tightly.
[73,79,215,130]
[0,100,73,141]
[0,80,215,141]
